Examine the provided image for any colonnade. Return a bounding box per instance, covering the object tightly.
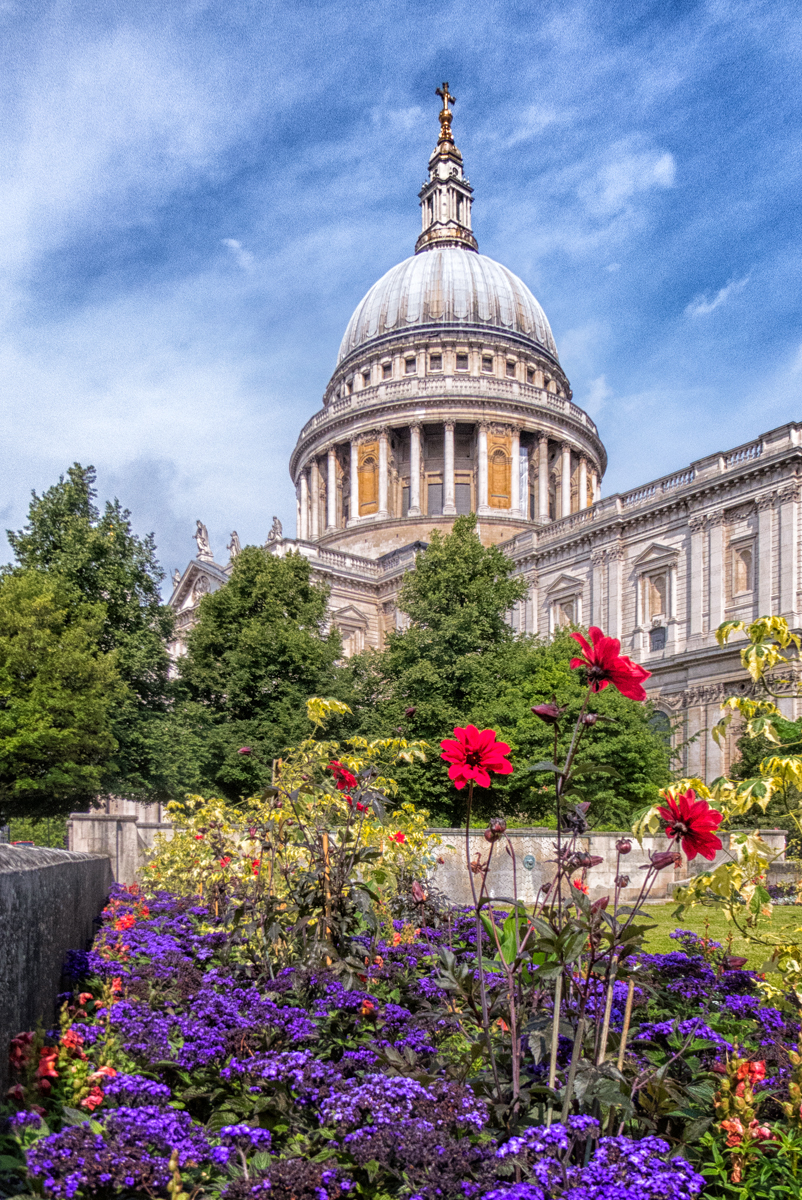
[295,421,601,540]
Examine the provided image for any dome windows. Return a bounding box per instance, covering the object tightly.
[405,357,417,375]
[527,366,535,385]
[506,361,516,378]
[482,356,493,374]
[456,353,469,371]
[429,353,442,371]
[382,362,392,380]
[362,369,372,388]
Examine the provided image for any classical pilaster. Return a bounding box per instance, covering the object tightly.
[443,421,456,515]
[560,443,571,518]
[590,548,606,627]
[538,434,549,520]
[326,447,337,531]
[295,485,301,541]
[688,515,705,638]
[477,423,489,513]
[578,456,589,510]
[510,427,521,515]
[779,483,800,619]
[757,494,774,616]
[348,440,359,526]
[591,469,600,504]
[310,459,320,540]
[708,511,725,633]
[299,470,309,541]
[378,428,389,517]
[409,423,422,515]
[606,545,624,640]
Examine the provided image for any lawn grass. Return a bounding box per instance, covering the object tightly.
[641,900,802,969]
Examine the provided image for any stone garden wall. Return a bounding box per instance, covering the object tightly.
[0,846,112,1095]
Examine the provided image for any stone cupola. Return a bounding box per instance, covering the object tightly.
[415,82,478,254]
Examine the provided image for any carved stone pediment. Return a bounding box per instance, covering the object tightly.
[633,541,680,570]
[545,572,584,597]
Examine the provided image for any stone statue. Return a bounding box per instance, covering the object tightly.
[194,520,212,559]
[172,568,181,588]
[227,531,241,559]
[266,516,283,544]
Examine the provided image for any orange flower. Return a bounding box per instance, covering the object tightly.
[721,1117,744,1147]
[360,999,376,1017]
[111,977,123,996]
[61,1029,84,1052]
[571,878,589,895]
[78,993,94,1006]
[36,1049,59,1080]
[113,914,136,931]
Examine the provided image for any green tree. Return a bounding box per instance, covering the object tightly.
[8,464,174,800]
[175,545,344,799]
[0,570,120,822]
[349,515,669,826]
[730,716,802,851]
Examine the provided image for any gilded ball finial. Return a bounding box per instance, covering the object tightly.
[435,81,456,143]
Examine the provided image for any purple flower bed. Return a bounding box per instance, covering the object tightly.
[3,887,800,1198]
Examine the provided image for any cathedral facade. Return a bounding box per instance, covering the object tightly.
[170,88,802,781]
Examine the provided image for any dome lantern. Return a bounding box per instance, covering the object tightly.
[415,82,478,255]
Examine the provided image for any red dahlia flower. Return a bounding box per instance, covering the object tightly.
[328,760,358,791]
[440,725,513,790]
[657,789,724,861]
[569,627,651,701]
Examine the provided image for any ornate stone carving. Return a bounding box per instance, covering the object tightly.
[687,514,706,532]
[227,531,241,559]
[192,575,210,603]
[172,568,181,588]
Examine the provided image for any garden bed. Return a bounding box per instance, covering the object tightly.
[2,883,801,1199]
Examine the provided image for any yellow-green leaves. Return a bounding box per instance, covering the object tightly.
[716,616,800,681]
[306,696,352,729]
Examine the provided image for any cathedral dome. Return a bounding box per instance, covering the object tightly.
[337,246,559,366]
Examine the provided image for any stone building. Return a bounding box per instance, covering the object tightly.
[170,87,802,780]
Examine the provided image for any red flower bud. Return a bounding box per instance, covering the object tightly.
[484,817,507,843]
[237,747,252,755]
[590,895,609,913]
[411,880,427,904]
[615,874,631,888]
[616,838,632,855]
[531,703,565,725]
[581,713,600,726]
[642,850,682,871]
[404,706,417,719]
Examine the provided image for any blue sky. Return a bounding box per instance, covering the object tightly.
[1,0,801,584]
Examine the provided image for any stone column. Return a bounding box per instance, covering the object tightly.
[443,421,456,515]
[409,423,422,515]
[299,471,309,541]
[310,459,320,540]
[348,440,359,525]
[477,423,489,512]
[591,549,605,627]
[607,546,624,639]
[560,443,571,518]
[578,456,589,510]
[510,427,521,515]
[378,428,389,517]
[295,485,301,540]
[326,447,337,531]
[591,469,600,504]
[538,434,549,520]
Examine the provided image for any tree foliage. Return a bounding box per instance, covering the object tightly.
[0,570,120,822]
[8,464,174,801]
[173,546,345,799]
[349,515,670,826]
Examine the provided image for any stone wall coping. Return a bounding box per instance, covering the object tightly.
[0,846,110,872]
[70,813,139,823]
[428,827,786,837]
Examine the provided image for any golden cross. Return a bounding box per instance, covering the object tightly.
[436,82,455,113]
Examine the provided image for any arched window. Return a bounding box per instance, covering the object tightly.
[733,545,754,594]
[359,455,378,516]
[489,449,510,508]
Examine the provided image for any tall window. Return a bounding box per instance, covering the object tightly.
[489,449,510,508]
[455,482,472,514]
[456,353,469,371]
[405,358,417,375]
[644,572,667,620]
[427,482,443,516]
[733,544,754,594]
[382,362,392,380]
[554,599,576,627]
[358,456,378,515]
[482,356,493,374]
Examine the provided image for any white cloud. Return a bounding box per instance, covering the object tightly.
[685,274,751,317]
[583,375,613,416]
[587,150,676,217]
[222,239,255,271]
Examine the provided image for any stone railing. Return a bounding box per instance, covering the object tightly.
[724,439,763,468]
[298,377,601,442]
